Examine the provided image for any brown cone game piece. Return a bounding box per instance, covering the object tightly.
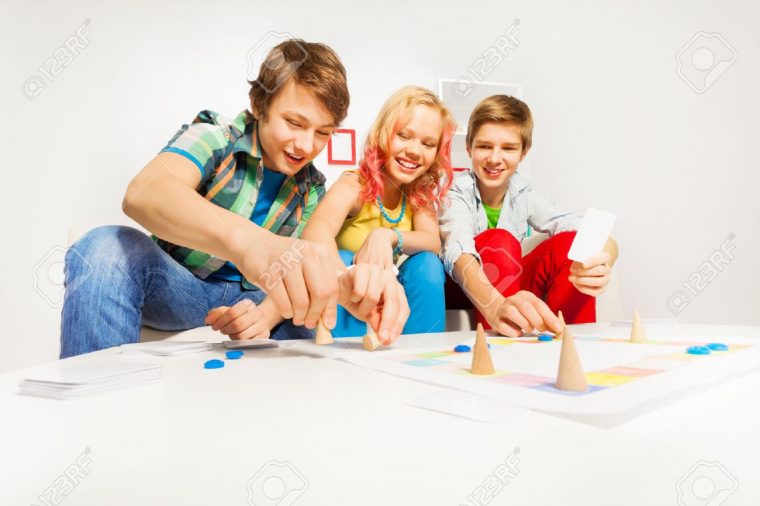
[470,323,495,375]
[315,320,334,345]
[363,326,381,351]
[630,309,648,343]
[556,311,567,339]
[555,324,588,392]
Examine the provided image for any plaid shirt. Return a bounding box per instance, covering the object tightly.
[155,110,326,289]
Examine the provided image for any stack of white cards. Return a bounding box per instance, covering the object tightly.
[120,341,213,356]
[19,361,162,400]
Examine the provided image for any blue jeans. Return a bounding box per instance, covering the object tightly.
[332,250,446,337]
[60,226,314,358]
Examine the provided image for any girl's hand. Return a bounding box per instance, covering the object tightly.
[337,265,409,345]
[354,228,395,269]
[569,252,612,297]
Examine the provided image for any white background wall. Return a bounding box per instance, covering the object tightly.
[2,0,758,372]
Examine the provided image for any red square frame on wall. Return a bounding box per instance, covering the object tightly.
[327,128,357,165]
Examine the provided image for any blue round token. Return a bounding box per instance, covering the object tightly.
[686,346,711,355]
[204,359,225,369]
[454,344,471,353]
[225,350,244,360]
[538,334,553,342]
[706,343,728,351]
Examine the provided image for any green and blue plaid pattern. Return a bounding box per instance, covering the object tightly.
[155,110,325,289]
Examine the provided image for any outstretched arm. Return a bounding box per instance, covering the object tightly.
[302,172,363,273]
[123,152,337,329]
[453,253,563,337]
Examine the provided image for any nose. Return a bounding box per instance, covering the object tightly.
[293,129,315,156]
[487,149,501,166]
[405,140,422,161]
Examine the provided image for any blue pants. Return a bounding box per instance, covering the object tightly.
[60,226,314,358]
[332,250,446,337]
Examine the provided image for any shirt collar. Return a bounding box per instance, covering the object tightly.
[232,112,324,196]
[467,168,528,205]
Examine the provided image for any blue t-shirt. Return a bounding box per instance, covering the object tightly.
[210,167,287,282]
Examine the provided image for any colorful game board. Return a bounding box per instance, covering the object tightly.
[342,333,760,416]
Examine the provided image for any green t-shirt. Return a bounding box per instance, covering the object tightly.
[483,203,502,229]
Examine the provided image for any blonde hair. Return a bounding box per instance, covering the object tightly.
[358,86,456,211]
[466,95,533,151]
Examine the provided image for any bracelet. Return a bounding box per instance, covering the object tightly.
[391,228,403,259]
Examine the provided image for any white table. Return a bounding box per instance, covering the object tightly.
[1,323,759,506]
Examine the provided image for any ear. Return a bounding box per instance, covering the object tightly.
[250,96,261,121]
[466,145,472,159]
[519,145,531,163]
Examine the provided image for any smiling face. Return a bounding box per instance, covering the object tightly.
[255,79,336,176]
[384,104,443,188]
[468,121,529,204]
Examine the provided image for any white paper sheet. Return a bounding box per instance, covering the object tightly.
[341,335,760,416]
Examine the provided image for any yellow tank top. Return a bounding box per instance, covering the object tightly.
[336,197,414,253]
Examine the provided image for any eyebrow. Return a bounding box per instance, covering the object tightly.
[475,139,521,147]
[283,111,335,129]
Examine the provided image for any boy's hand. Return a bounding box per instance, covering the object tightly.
[569,251,612,297]
[238,237,339,331]
[337,265,409,345]
[353,228,395,269]
[205,299,271,340]
[485,291,563,337]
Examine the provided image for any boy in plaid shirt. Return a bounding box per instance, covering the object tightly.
[61,39,407,357]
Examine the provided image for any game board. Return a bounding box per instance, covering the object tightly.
[342,333,760,416]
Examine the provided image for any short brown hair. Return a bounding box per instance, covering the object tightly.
[466,95,533,151]
[248,39,349,126]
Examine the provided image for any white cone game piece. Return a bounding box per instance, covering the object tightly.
[630,309,648,343]
[470,323,495,375]
[555,324,588,392]
[363,326,381,351]
[315,320,334,345]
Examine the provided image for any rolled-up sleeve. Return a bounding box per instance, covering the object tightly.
[526,187,582,236]
[439,187,480,279]
[160,114,231,184]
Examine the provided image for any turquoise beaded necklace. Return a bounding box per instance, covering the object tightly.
[376,195,406,224]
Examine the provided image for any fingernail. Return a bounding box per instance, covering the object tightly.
[380,329,390,343]
[325,317,336,329]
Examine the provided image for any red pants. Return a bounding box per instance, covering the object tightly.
[445,229,596,326]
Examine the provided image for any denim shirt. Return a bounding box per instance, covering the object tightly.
[438,170,582,279]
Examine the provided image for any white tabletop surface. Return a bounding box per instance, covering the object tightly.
[1,323,759,506]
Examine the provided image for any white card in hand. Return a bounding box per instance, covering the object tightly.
[567,208,616,263]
